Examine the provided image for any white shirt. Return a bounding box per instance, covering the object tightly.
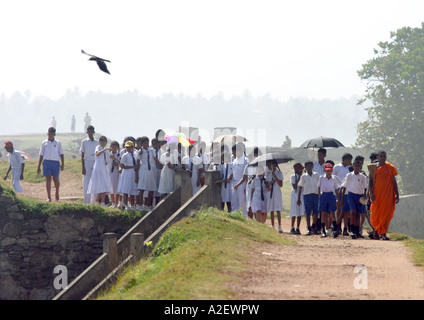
[317,175,340,193]
[7,150,24,169]
[341,172,368,194]
[39,139,64,161]
[80,138,99,161]
[333,163,351,181]
[313,161,325,175]
[298,172,320,195]
[232,156,249,182]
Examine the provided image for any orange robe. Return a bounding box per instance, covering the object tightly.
[370,162,398,235]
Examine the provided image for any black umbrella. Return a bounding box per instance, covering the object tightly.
[299,136,345,149]
[249,152,294,166]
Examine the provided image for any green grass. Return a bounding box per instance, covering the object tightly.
[97,207,295,300]
[0,158,82,184]
[390,233,424,268]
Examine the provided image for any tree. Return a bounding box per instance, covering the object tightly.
[356,23,424,194]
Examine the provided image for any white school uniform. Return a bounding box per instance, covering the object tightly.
[341,172,368,194]
[87,145,113,195]
[137,147,158,191]
[117,151,138,195]
[290,173,305,217]
[158,151,178,194]
[333,163,351,183]
[220,162,233,203]
[7,150,24,193]
[313,161,325,176]
[152,147,164,198]
[266,170,285,212]
[80,138,99,203]
[231,156,249,216]
[250,176,267,213]
[182,154,203,196]
[245,165,259,211]
[108,151,121,195]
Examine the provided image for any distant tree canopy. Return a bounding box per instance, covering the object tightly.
[356,23,424,194]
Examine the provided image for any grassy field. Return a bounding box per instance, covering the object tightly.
[97,208,295,300]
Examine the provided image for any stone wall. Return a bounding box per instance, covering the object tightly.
[0,195,140,300]
[390,194,424,239]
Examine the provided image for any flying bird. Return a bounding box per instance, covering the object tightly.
[81,49,111,74]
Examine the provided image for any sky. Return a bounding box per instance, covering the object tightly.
[0,0,423,148]
[1,0,424,101]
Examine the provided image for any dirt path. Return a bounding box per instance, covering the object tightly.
[230,219,424,300]
[15,176,424,300]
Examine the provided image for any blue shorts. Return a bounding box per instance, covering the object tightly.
[304,193,319,215]
[319,192,337,212]
[347,192,366,214]
[43,160,60,178]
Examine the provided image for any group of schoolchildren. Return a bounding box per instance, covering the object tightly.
[290,148,370,239]
[2,127,371,240]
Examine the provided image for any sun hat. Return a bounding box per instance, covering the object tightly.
[124,141,134,147]
[324,163,333,171]
[4,141,13,148]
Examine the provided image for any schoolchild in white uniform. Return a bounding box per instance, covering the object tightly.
[182,145,203,196]
[151,138,164,207]
[250,166,267,223]
[339,160,369,239]
[333,153,353,235]
[3,141,25,193]
[37,127,65,202]
[108,141,121,208]
[137,136,158,210]
[212,146,233,212]
[266,160,284,233]
[158,143,184,198]
[231,143,249,217]
[297,161,320,235]
[313,148,327,176]
[290,163,305,234]
[80,125,99,204]
[117,140,139,210]
[317,163,341,237]
[87,136,113,205]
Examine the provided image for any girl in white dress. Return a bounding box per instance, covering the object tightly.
[108,141,121,208]
[87,136,113,205]
[137,136,158,210]
[290,163,306,234]
[117,140,139,209]
[158,143,184,198]
[211,148,233,212]
[250,166,268,223]
[265,160,284,233]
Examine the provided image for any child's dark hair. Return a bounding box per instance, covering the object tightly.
[354,155,364,163]
[342,153,353,161]
[48,127,56,134]
[369,152,378,162]
[317,148,327,155]
[304,161,313,167]
[325,160,335,166]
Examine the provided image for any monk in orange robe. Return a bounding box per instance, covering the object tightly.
[369,151,400,240]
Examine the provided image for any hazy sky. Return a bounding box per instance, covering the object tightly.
[1,0,424,102]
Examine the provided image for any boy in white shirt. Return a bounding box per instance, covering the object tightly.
[297,161,320,235]
[317,163,340,237]
[333,153,353,235]
[3,141,25,193]
[339,160,369,239]
[37,127,65,202]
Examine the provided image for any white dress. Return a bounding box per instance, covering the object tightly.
[117,151,138,195]
[108,151,120,194]
[87,146,113,195]
[137,147,158,191]
[182,155,203,196]
[220,163,233,203]
[158,152,178,194]
[266,170,285,212]
[250,176,267,213]
[290,173,305,217]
